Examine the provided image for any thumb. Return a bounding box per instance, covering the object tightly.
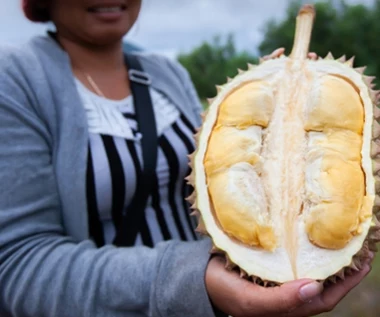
[253,279,324,315]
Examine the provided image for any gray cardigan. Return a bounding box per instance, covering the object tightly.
[0,35,214,317]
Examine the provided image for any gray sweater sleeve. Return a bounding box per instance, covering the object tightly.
[0,80,214,317]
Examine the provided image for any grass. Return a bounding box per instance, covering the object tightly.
[320,255,380,317]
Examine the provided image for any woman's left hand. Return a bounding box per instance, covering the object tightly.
[261,47,318,60]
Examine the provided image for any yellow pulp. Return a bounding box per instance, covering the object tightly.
[204,67,372,252]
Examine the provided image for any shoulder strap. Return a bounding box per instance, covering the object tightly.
[113,54,158,247]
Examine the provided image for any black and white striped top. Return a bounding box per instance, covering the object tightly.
[75,79,198,247]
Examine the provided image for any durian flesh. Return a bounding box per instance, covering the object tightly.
[191,5,380,283]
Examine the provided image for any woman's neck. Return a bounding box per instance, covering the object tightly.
[57,34,125,73]
[56,34,131,100]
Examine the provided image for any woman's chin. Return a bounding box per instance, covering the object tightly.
[85,31,127,47]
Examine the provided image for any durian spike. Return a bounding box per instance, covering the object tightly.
[290,4,315,60]
[336,269,345,280]
[195,217,207,235]
[337,55,346,62]
[247,63,255,70]
[210,245,222,255]
[190,210,200,217]
[346,56,355,67]
[374,105,380,119]
[215,85,223,93]
[325,52,334,60]
[355,66,367,74]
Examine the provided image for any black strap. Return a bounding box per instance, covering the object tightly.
[113,54,158,247]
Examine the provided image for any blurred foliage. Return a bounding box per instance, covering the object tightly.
[177,35,257,101]
[178,0,380,101]
[259,0,380,81]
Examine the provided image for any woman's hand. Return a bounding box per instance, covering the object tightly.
[261,47,318,61]
[206,255,372,317]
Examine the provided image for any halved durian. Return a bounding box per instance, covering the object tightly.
[188,4,380,284]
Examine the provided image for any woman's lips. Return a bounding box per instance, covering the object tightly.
[87,4,127,21]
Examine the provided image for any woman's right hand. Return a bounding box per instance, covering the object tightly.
[206,255,372,317]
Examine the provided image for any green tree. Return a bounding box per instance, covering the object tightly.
[259,0,380,79]
[178,35,257,101]
[178,0,380,102]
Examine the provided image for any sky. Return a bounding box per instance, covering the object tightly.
[0,0,375,59]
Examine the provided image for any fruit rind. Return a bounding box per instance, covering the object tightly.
[187,53,380,285]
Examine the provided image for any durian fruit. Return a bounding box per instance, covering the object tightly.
[188,4,380,284]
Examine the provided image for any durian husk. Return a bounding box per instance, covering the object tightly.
[187,4,380,285]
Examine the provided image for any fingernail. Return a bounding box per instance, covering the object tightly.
[364,264,371,274]
[299,282,324,302]
[368,252,374,260]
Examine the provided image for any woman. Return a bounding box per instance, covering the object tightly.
[0,1,372,316]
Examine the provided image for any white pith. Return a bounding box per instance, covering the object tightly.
[194,57,375,283]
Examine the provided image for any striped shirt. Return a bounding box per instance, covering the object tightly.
[75,79,198,247]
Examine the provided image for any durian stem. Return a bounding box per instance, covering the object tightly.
[290,4,315,60]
